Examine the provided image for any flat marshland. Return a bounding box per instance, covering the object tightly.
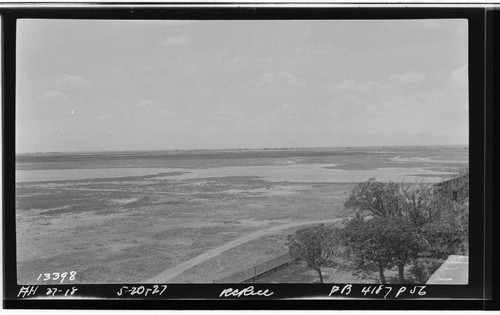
[15,145,468,283]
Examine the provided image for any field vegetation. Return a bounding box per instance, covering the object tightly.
[15,146,468,284]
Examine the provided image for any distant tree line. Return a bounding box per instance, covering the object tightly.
[287,168,469,284]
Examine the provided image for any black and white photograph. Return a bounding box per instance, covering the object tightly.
[14,17,470,284]
[1,3,494,309]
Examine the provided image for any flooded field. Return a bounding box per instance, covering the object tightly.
[17,164,454,183]
[15,145,468,283]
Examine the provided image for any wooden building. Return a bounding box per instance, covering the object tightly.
[433,174,469,204]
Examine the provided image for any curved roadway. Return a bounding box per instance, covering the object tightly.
[146,217,346,283]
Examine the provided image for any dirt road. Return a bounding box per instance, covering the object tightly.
[145,217,346,283]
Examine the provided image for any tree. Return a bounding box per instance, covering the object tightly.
[287,224,339,283]
[343,175,469,282]
[344,178,402,217]
[346,176,468,224]
[385,218,427,282]
[341,216,393,284]
[419,199,469,258]
[399,182,456,226]
[341,216,425,283]
[400,182,469,258]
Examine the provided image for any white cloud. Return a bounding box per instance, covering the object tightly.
[159,35,191,48]
[53,74,93,89]
[332,79,381,93]
[388,73,426,86]
[136,100,163,118]
[158,108,182,117]
[137,100,157,109]
[217,50,229,60]
[328,73,425,96]
[253,71,304,87]
[96,114,115,121]
[40,90,68,100]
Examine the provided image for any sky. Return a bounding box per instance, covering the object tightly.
[16,19,468,153]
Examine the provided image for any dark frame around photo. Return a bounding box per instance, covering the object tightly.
[1,3,495,310]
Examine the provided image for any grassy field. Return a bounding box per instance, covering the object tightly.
[15,146,467,284]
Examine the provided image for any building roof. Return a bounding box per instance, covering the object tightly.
[433,174,468,188]
[426,255,468,285]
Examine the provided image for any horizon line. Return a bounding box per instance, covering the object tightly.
[15,143,469,155]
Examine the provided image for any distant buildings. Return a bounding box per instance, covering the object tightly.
[427,174,469,285]
[433,173,469,204]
